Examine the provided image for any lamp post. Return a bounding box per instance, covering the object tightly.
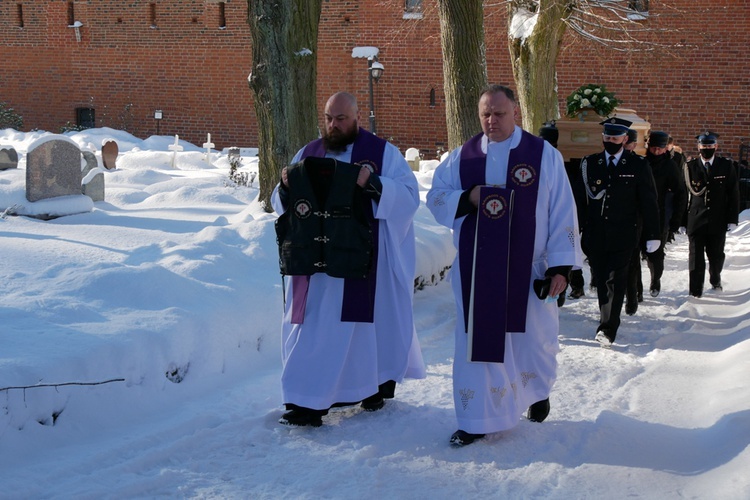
[154,109,163,135]
[367,57,384,135]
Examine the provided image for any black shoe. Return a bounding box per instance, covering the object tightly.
[361,393,385,412]
[637,291,644,303]
[450,430,485,446]
[568,287,585,299]
[711,283,723,291]
[690,289,703,298]
[650,279,661,297]
[279,408,326,427]
[625,301,638,315]
[595,329,614,347]
[527,398,550,423]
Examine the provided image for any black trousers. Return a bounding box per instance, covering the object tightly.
[688,231,727,295]
[591,251,631,341]
[626,247,643,306]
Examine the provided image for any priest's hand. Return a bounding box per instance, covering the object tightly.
[281,167,289,187]
[357,166,371,187]
[549,274,567,299]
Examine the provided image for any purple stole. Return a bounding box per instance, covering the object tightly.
[290,128,386,324]
[458,131,543,362]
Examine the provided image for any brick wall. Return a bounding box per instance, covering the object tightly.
[1,1,748,160]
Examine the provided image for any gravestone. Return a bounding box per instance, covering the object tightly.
[203,133,215,165]
[168,135,183,168]
[81,150,98,175]
[26,138,82,202]
[0,147,19,170]
[81,150,104,202]
[102,140,118,170]
[405,147,420,172]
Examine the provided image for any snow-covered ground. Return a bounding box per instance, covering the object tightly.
[1,128,749,499]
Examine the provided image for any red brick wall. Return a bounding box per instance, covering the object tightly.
[2,1,748,160]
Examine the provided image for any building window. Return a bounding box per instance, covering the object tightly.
[76,108,95,129]
[17,3,24,28]
[67,2,75,26]
[627,0,649,20]
[150,3,157,28]
[404,0,423,19]
[219,2,226,29]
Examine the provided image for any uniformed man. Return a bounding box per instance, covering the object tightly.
[641,131,686,297]
[665,136,687,244]
[682,131,740,297]
[578,117,661,347]
[624,127,645,315]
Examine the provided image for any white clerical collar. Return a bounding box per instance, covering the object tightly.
[481,126,521,154]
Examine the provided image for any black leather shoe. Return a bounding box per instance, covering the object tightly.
[527,398,550,423]
[568,287,585,299]
[361,394,385,412]
[595,329,614,347]
[450,430,485,446]
[650,279,661,297]
[279,408,326,427]
[625,301,638,315]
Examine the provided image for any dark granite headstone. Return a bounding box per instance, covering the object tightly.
[0,147,18,170]
[102,140,118,170]
[25,138,82,202]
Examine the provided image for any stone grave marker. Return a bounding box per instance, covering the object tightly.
[405,147,420,171]
[168,135,183,168]
[81,150,104,201]
[203,133,215,165]
[102,139,118,170]
[0,147,19,170]
[26,137,82,202]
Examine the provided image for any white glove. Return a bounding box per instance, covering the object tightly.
[646,240,661,253]
[727,224,738,232]
[678,227,687,235]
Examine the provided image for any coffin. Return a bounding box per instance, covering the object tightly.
[556,108,650,162]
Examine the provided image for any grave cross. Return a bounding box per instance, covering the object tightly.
[168,135,183,169]
[203,133,215,165]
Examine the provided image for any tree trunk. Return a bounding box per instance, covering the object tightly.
[247,0,321,212]
[508,0,572,135]
[437,0,488,150]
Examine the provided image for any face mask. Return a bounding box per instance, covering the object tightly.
[603,141,623,155]
[699,148,716,160]
[646,150,667,161]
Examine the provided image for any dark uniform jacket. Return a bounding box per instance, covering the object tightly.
[683,156,740,236]
[647,152,687,234]
[578,150,660,264]
[275,157,373,279]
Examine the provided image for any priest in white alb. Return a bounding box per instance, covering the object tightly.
[271,92,425,427]
[427,85,583,446]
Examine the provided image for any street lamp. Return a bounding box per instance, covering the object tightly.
[154,109,163,135]
[367,57,384,135]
